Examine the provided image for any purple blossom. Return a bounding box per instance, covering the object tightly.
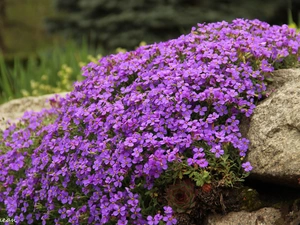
[26,214,34,224]
[242,162,253,172]
[124,137,138,147]
[210,145,224,158]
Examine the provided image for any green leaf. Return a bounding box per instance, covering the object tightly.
[202,171,210,179]
[196,179,204,187]
[265,77,274,82]
[178,170,183,179]
[183,169,192,175]
[221,154,229,161]
[189,171,196,178]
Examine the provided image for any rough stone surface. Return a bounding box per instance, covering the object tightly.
[205,207,282,225]
[0,93,68,130]
[246,69,300,187]
[265,68,300,94]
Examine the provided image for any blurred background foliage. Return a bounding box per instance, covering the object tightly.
[0,0,58,57]
[0,0,299,104]
[47,0,300,52]
[2,0,300,57]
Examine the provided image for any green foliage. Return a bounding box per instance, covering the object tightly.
[47,0,292,53]
[155,142,248,189]
[140,142,251,217]
[183,168,211,187]
[0,40,103,104]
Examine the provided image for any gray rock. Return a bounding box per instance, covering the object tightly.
[0,93,68,130]
[239,69,300,138]
[246,69,300,187]
[205,207,282,225]
[266,68,300,95]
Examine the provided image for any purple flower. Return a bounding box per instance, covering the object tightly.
[26,214,34,224]
[147,214,162,225]
[210,145,224,158]
[196,158,209,168]
[163,206,173,214]
[58,208,67,219]
[124,137,138,147]
[112,205,126,217]
[242,162,253,172]
[163,216,177,225]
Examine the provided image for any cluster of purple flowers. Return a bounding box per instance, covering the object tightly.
[0,19,300,224]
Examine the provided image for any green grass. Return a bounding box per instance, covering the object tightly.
[0,40,104,104]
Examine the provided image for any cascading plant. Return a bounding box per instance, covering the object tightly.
[0,19,300,225]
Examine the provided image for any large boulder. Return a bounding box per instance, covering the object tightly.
[0,93,68,130]
[246,69,300,187]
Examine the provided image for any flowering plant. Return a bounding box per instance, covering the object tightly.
[0,19,300,224]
